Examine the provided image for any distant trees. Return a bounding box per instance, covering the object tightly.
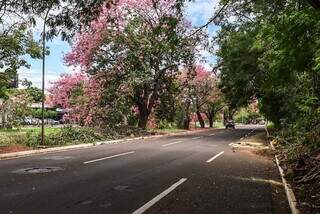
[178,65,224,128]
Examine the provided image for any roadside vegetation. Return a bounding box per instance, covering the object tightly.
[215,1,320,212]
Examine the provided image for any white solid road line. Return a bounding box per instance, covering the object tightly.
[162,141,183,147]
[206,151,224,163]
[191,136,202,140]
[132,178,187,214]
[83,151,135,164]
[209,133,216,136]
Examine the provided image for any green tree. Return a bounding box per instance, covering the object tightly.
[0,24,41,99]
[215,0,320,147]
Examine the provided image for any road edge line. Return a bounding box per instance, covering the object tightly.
[270,141,299,214]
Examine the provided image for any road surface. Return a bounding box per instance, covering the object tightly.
[0,125,289,213]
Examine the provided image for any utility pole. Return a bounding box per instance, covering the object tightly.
[41,8,51,145]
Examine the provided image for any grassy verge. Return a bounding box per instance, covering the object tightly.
[0,125,221,154]
[0,126,105,149]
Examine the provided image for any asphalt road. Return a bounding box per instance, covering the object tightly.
[0,125,289,214]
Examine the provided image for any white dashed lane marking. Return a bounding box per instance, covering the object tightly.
[206,151,224,163]
[83,151,135,164]
[132,178,187,214]
[162,141,183,147]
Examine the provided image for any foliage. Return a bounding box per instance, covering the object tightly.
[25,87,43,103]
[234,107,263,124]
[48,72,105,126]
[0,89,33,128]
[216,0,320,148]
[29,109,58,119]
[177,65,222,128]
[0,23,41,99]
[65,0,201,129]
[44,126,104,146]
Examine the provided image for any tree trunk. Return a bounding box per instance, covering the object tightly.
[138,113,149,129]
[208,115,214,128]
[183,115,190,129]
[137,104,150,129]
[180,99,191,130]
[196,110,205,128]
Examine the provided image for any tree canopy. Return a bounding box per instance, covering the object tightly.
[215,0,320,147]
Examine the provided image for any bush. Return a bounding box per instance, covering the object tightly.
[25,126,106,147]
[30,109,58,119]
[157,119,176,129]
[0,132,27,146]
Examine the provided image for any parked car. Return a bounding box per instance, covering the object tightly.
[22,117,40,125]
[22,117,33,125]
[44,119,60,125]
[225,120,235,129]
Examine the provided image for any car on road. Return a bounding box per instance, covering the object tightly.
[225,120,235,129]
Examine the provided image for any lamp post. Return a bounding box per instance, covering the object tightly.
[41,8,51,146]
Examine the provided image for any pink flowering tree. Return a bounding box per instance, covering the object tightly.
[48,73,105,126]
[179,65,221,128]
[65,0,202,129]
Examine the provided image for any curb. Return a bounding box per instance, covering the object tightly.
[0,128,214,160]
[270,141,300,214]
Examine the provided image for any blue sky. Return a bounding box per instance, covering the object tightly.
[19,0,219,89]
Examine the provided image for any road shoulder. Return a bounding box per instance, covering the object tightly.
[229,132,291,213]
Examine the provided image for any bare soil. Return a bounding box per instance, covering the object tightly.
[279,149,320,214]
[0,144,32,154]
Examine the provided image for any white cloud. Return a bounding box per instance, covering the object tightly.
[185,0,219,27]
[18,65,78,90]
[184,0,220,69]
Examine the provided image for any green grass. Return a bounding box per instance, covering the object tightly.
[0,127,61,147]
[0,126,106,148]
[0,126,61,133]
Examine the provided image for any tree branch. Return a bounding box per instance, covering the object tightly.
[188,0,230,37]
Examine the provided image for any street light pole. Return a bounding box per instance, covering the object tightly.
[41,9,51,146]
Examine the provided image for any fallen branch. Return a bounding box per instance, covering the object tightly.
[296,165,320,183]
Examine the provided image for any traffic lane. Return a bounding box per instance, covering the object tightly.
[0,126,256,196]
[0,128,225,168]
[0,127,254,201]
[0,127,256,213]
[0,127,237,179]
[146,145,287,214]
[0,141,227,213]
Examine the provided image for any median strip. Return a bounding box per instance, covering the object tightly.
[206,151,224,163]
[132,178,187,214]
[162,141,183,147]
[83,151,135,164]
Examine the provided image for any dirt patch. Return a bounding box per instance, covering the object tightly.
[278,149,320,214]
[229,132,273,158]
[0,144,32,154]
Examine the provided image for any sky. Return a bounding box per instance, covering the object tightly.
[18,0,219,89]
